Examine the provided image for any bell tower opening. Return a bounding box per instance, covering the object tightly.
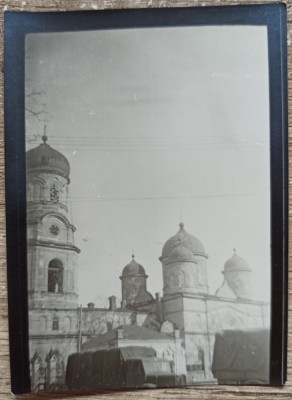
[48,259,63,293]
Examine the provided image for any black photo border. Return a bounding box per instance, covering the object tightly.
[4,4,288,394]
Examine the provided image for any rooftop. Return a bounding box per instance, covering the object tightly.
[82,325,173,351]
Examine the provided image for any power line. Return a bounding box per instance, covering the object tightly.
[26,136,263,144]
[25,142,265,152]
[29,134,239,140]
[66,192,267,203]
[25,132,266,153]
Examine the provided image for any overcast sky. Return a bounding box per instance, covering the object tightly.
[25,25,270,306]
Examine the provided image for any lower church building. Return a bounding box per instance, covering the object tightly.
[27,137,270,390]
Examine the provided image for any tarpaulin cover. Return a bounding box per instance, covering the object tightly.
[65,353,82,387]
[119,346,156,361]
[212,329,269,383]
[66,346,157,389]
[91,346,156,387]
[79,352,93,387]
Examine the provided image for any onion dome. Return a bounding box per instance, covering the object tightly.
[26,133,70,179]
[167,246,196,263]
[121,255,147,278]
[224,250,251,272]
[161,223,207,262]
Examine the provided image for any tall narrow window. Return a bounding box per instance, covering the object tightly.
[48,259,63,293]
[52,317,59,331]
[50,184,59,203]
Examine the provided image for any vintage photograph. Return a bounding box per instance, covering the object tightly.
[25,25,271,391]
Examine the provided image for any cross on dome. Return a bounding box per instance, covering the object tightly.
[42,125,48,143]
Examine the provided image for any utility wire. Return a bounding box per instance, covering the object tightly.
[66,192,267,203]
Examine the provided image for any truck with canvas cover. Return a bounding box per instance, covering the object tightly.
[66,346,186,390]
[211,329,270,384]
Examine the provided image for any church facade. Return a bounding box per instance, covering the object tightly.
[26,137,270,390]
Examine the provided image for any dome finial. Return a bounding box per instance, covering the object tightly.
[131,253,135,260]
[233,248,237,254]
[179,209,184,229]
[42,125,48,144]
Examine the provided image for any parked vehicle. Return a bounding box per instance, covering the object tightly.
[66,346,186,390]
[212,329,270,384]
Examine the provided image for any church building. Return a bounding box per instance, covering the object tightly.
[26,137,270,390]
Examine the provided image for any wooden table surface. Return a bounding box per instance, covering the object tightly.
[0,0,291,399]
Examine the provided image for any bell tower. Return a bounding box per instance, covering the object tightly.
[26,132,80,309]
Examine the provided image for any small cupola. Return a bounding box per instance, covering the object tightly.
[120,255,148,308]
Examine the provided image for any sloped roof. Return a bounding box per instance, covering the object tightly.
[82,325,173,351]
[121,325,172,340]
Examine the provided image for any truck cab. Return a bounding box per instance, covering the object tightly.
[125,357,186,388]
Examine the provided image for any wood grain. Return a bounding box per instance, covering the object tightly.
[0,0,291,399]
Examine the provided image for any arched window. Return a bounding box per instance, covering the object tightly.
[52,317,59,331]
[48,259,63,293]
[178,270,185,287]
[50,184,59,203]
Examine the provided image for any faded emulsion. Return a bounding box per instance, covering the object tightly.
[4,4,287,394]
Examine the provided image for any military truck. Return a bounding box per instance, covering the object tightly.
[212,329,270,384]
[66,346,186,390]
